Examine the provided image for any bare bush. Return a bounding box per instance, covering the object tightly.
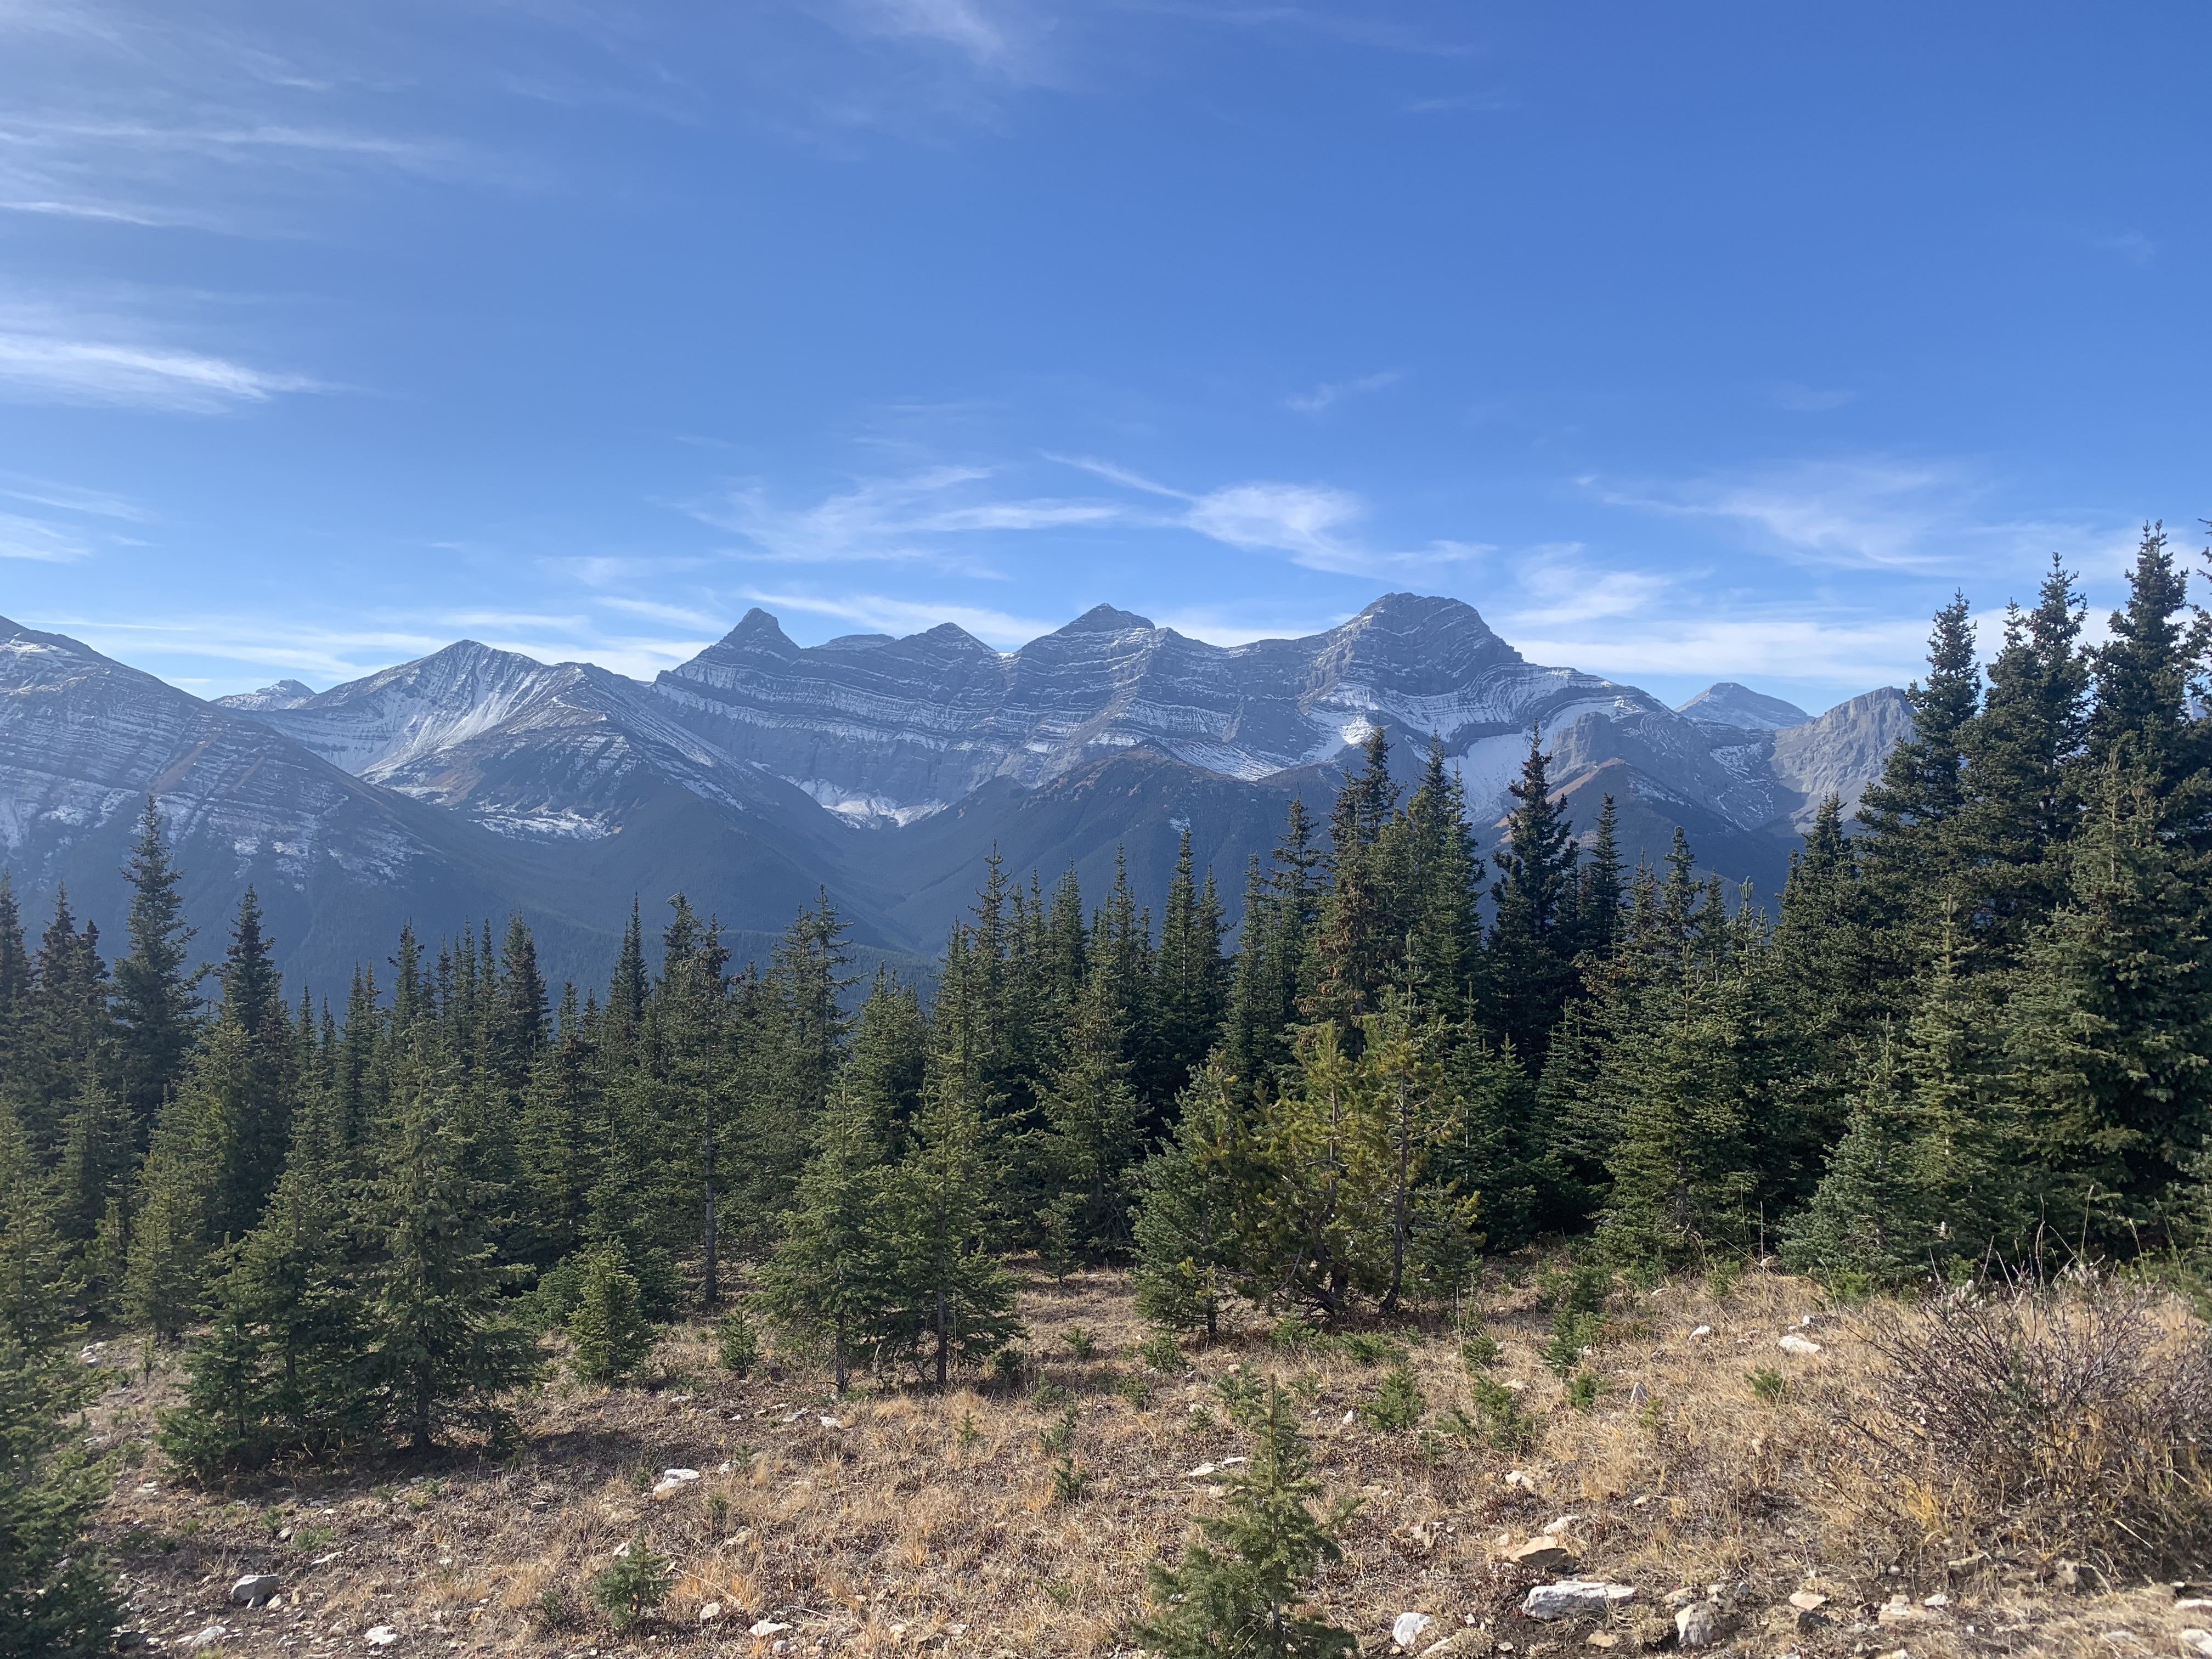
[1853,1274,2212,1574]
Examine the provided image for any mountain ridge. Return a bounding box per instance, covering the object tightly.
[2,599,1910,989]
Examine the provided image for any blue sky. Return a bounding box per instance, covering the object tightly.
[0,2,2203,714]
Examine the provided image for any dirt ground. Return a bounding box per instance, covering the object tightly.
[82,1261,2212,1657]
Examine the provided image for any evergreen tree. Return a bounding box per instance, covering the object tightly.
[1033,967,1147,1265]
[361,1070,543,1451]
[1132,1064,1256,1338]
[1486,730,1581,1070]
[111,799,199,1138]
[1306,730,1400,1030]
[878,1075,1022,1384]
[2002,760,2212,1248]
[122,1076,219,1340]
[0,1101,115,1657]
[1136,1381,1358,1659]
[1392,738,1481,1021]
[1153,829,1229,1114]
[759,1090,896,1391]
[161,1095,371,1472]
[565,1240,657,1385]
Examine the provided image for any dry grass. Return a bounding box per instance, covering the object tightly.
[82,1261,2212,1656]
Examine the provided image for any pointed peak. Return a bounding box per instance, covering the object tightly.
[1060,603,1156,635]
[213,678,315,711]
[703,608,799,657]
[1676,681,1810,730]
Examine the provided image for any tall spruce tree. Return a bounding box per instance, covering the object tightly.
[111,799,198,1138]
[1486,729,1581,1070]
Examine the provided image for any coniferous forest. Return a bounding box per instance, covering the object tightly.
[6,528,2212,1649]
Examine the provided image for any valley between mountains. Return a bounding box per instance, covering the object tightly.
[0,594,1907,991]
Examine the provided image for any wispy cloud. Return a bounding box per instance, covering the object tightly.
[1599,457,2120,575]
[1285,370,1399,416]
[599,595,726,630]
[0,472,149,520]
[735,586,1056,648]
[1182,479,1487,577]
[693,466,1129,572]
[0,328,319,411]
[0,511,93,561]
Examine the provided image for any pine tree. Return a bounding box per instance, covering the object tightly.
[122,1077,219,1341]
[361,1070,543,1451]
[2001,760,2212,1249]
[1306,730,1400,1031]
[1486,729,1581,1070]
[0,1098,115,1657]
[759,1090,896,1391]
[566,1240,657,1385]
[111,799,199,1139]
[2085,524,2208,809]
[52,1082,133,1312]
[1132,1064,1257,1338]
[879,1075,1022,1385]
[161,1095,371,1472]
[1136,1381,1358,1659]
[1152,829,1229,1115]
[1393,738,1481,1021]
[1032,965,1147,1265]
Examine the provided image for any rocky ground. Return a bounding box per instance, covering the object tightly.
[81,1263,2212,1657]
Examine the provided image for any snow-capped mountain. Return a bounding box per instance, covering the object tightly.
[0,596,1911,987]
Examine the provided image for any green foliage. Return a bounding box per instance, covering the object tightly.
[1358,1365,1424,1431]
[1747,1366,1787,1404]
[1445,1375,1541,1453]
[1139,1331,1188,1373]
[1564,1369,1604,1412]
[715,1307,759,1375]
[1539,1311,1602,1379]
[1338,1331,1407,1367]
[588,1539,673,1632]
[1062,1326,1098,1360]
[1036,1406,1079,1455]
[1050,1453,1089,1503]
[566,1242,657,1384]
[1457,1329,1501,1369]
[1114,1369,1154,1407]
[1136,1381,1360,1659]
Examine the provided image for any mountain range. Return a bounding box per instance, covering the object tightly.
[0,595,1910,995]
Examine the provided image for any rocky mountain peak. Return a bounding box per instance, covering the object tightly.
[1677,681,1812,730]
[1058,603,1156,635]
[214,679,317,710]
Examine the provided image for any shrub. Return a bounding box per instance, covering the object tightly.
[1269,1317,1323,1356]
[1359,1365,1425,1431]
[1050,1453,1090,1503]
[1444,1375,1541,1453]
[1746,1365,1787,1404]
[1458,1329,1502,1369]
[1539,1311,1602,1378]
[1855,1277,2212,1575]
[1136,1382,1357,1657]
[1340,1331,1407,1367]
[588,1539,672,1632]
[1705,1257,1746,1300]
[1063,1327,1098,1361]
[989,1345,1028,1386]
[1037,1406,1079,1455]
[714,1307,758,1376]
[1114,1370,1155,1408]
[1564,1369,1605,1412]
[1139,1331,1187,1374]
[566,1244,657,1384]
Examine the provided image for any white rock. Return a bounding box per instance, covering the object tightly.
[650,1480,686,1500]
[751,1620,791,1636]
[661,1467,701,1482]
[698,1601,722,1623]
[231,1573,280,1606]
[1788,1592,1830,1612]
[2177,1600,2212,1613]
[184,1627,231,1651]
[1342,1410,1357,1424]
[817,1416,845,1431]
[1778,1334,1822,1356]
[1393,1611,1435,1646]
[2179,1630,2212,1658]
[1184,1463,1217,1479]
[1521,1581,1636,1620]
[365,1628,400,1647]
[1541,1514,1581,1536]
[1221,1455,1248,1465]
[1922,1592,1949,1607]
[1674,1601,1719,1649]
[1690,1325,1712,1339]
